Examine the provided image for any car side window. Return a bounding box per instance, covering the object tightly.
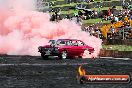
[67,41,72,45]
[57,40,66,46]
[77,41,84,46]
[71,41,78,46]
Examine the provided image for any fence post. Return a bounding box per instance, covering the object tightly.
[123,28,125,40]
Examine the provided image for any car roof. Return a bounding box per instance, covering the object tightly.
[57,39,82,41]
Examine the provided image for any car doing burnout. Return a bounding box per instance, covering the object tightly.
[38,39,94,59]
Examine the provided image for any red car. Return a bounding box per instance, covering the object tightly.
[38,39,94,59]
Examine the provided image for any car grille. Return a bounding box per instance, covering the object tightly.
[42,47,53,51]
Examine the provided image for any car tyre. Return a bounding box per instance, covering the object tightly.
[84,49,89,53]
[78,56,82,58]
[41,53,49,60]
[59,51,67,60]
[82,49,90,58]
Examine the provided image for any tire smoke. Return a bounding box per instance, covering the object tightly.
[0,0,102,58]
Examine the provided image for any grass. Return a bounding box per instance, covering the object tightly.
[56,0,64,1]
[50,0,121,8]
[51,3,77,8]
[50,5,122,14]
[49,0,122,25]
[83,18,101,24]
[61,10,79,14]
[49,9,77,14]
[91,6,122,11]
[102,45,132,51]
[49,10,111,24]
[94,0,119,1]
[83,18,110,24]
[49,6,122,14]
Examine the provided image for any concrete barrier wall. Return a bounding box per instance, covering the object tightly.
[102,39,132,45]
[99,49,132,58]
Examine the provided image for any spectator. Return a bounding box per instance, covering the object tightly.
[93,10,98,18]
[57,15,62,21]
[65,14,70,19]
[108,8,111,15]
[130,14,132,20]
[110,26,115,34]
[111,17,115,24]
[50,13,55,21]
[78,10,83,16]
[114,16,119,22]
[125,24,131,31]
[77,16,82,25]
[65,0,72,4]
[102,15,108,21]
[119,15,123,21]
[97,29,101,38]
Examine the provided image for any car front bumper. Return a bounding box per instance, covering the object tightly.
[38,48,59,56]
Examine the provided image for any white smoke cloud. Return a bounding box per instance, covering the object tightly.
[0,0,102,58]
[0,0,36,11]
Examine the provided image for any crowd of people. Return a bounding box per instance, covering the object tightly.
[50,7,98,24]
[49,3,132,39]
[100,8,132,39]
[64,0,94,4]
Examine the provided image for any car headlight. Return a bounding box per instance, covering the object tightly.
[55,47,59,51]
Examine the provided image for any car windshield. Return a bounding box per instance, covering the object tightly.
[48,40,67,46]
[56,40,67,46]
[48,39,85,46]
[48,40,56,46]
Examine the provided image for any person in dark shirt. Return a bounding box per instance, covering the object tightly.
[130,15,132,20]
[51,13,55,21]
[66,14,70,19]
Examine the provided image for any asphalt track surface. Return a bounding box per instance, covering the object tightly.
[0,55,132,88]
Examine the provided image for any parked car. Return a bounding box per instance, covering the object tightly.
[38,39,94,59]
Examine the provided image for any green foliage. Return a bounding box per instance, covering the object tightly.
[102,45,132,51]
[83,18,110,24]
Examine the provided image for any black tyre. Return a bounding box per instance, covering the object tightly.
[59,51,67,60]
[82,49,90,58]
[41,53,49,60]
[78,56,82,58]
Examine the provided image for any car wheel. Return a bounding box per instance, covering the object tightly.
[41,53,48,60]
[60,51,67,60]
[82,49,90,58]
[84,49,89,53]
[78,56,82,58]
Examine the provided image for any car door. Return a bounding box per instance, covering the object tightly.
[76,40,85,55]
[63,40,75,56]
[68,40,79,56]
